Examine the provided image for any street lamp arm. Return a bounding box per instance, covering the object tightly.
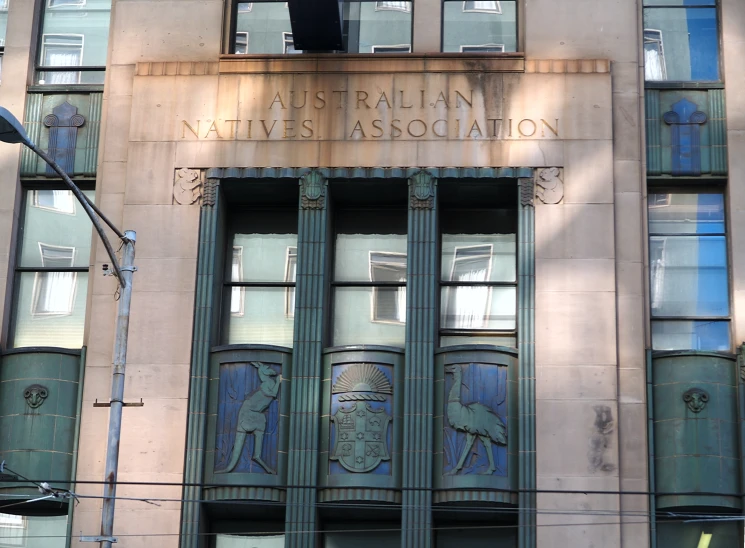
[26,142,128,288]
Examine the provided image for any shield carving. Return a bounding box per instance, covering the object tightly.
[330,402,391,473]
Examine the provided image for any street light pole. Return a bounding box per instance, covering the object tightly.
[0,106,135,548]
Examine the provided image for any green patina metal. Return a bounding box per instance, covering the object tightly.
[0,348,82,507]
[647,349,657,548]
[181,168,537,547]
[652,351,740,510]
[21,92,103,177]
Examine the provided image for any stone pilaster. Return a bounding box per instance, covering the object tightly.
[284,171,330,548]
[401,171,437,547]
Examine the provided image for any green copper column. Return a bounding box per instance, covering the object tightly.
[180,179,223,548]
[517,177,536,548]
[285,171,330,548]
[401,171,437,547]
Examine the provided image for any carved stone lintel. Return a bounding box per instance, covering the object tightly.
[409,170,435,209]
[24,384,49,409]
[519,178,534,207]
[300,170,327,210]
[174,168,204,205]
[682,387,709,413]
[535,167,563,204]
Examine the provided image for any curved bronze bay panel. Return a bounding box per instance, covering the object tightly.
[0,348,82,505]
[434,346,519,505]
[203,345,292,502]
[652,351,740,510]
[319,346,404,503]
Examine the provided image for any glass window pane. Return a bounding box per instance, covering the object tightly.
[651,320,730,351]
[216,534,285,548]
[222,287,295,346]
[19,190,94,268]
[229,235,298,282]
[649,235,729,317]
[333,287,405,346]
[648,192,725,235]
[443,0,516,52]
[643,0,715,6]
[13,271,88,348]
[440,334,516,347]
[335,235,407,281]
[0,514,68,548]
[441,235,516,282]
[0,0,8,48]
[643,8,719,81]
[440,286,516,330]
[38,0,110,83]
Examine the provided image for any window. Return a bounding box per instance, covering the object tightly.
[37,0,111,84]
[463,0,501,13]
[11,189,94,348]
[642,0,719,81]
[230,1,411,54]
[648,191,730,351]
[0,514,67,548]
[440,201,517,346]
[332,208,407,346]
[443,0,516,52]
[460,44,504,52]
[0,0,7,83]
[235,31,249,54]
[371,44,411,53]
[222,210,298,346]
[375,1,410,11]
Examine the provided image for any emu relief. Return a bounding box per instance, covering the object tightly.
[215,362,281,475]
[587,405,615,473]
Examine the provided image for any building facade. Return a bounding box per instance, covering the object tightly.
[0,0,743,547]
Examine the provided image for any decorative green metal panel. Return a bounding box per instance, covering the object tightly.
[180,179,224,548]
[434,346,518,504]
[517,178,536,548]
[652,351,740,510]
[319,346,403,502]
[0,348,82,505]
[21,93,103,177]
[645,90,727,177]
[284,170,330,548]
[204,345,292,501]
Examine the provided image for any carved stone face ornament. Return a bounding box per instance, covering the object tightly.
[682,387,709,413]
[24,384,49,409]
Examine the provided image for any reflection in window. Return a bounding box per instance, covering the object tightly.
[40,34,83,84]
[283,32,301,54]
[238,2,252,11]
[235,31,249,54]
[33,244,76,316]
[444,245,492,329]
[460,44,504,52]
[648,192,730,350]
[49,0,86,6]
[33,189,76,214]
[370,252,407,323]
[285,247,297,317]
[0,513,67,548]
[443,0,516,52]
[371,44,411,53]
[463,0,501,13]
[231,247,244,316]
[643,29,666,81]
[375,1,410,11]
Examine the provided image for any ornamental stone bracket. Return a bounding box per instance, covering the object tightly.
[682,387,709,413]
[535,167,563,204]
[173,168,204,205]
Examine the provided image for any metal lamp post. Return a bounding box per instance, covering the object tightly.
[0,106,135,548]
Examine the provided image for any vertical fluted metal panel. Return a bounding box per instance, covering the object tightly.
[180,180,221,548]
[517,178,536,548]
[709,89,728,175]
[401,172,437,548]
[84,92,103,175]
[21,94,44,175]
[285,173,329,548]
[646,90,662,176]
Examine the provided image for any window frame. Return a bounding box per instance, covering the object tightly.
[371,44,412,53]
[47,0,86,7]
[31,243,78,317]
[282,31,301,54]
[38,32,85,85]
[375,0,410,12]
[368,251,407,324]
[647,187,732,351]
[234,31,249,54]
[462,0,501,13]
[459,44,505,52]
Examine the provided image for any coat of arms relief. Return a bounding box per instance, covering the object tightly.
[330,363,393,474]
